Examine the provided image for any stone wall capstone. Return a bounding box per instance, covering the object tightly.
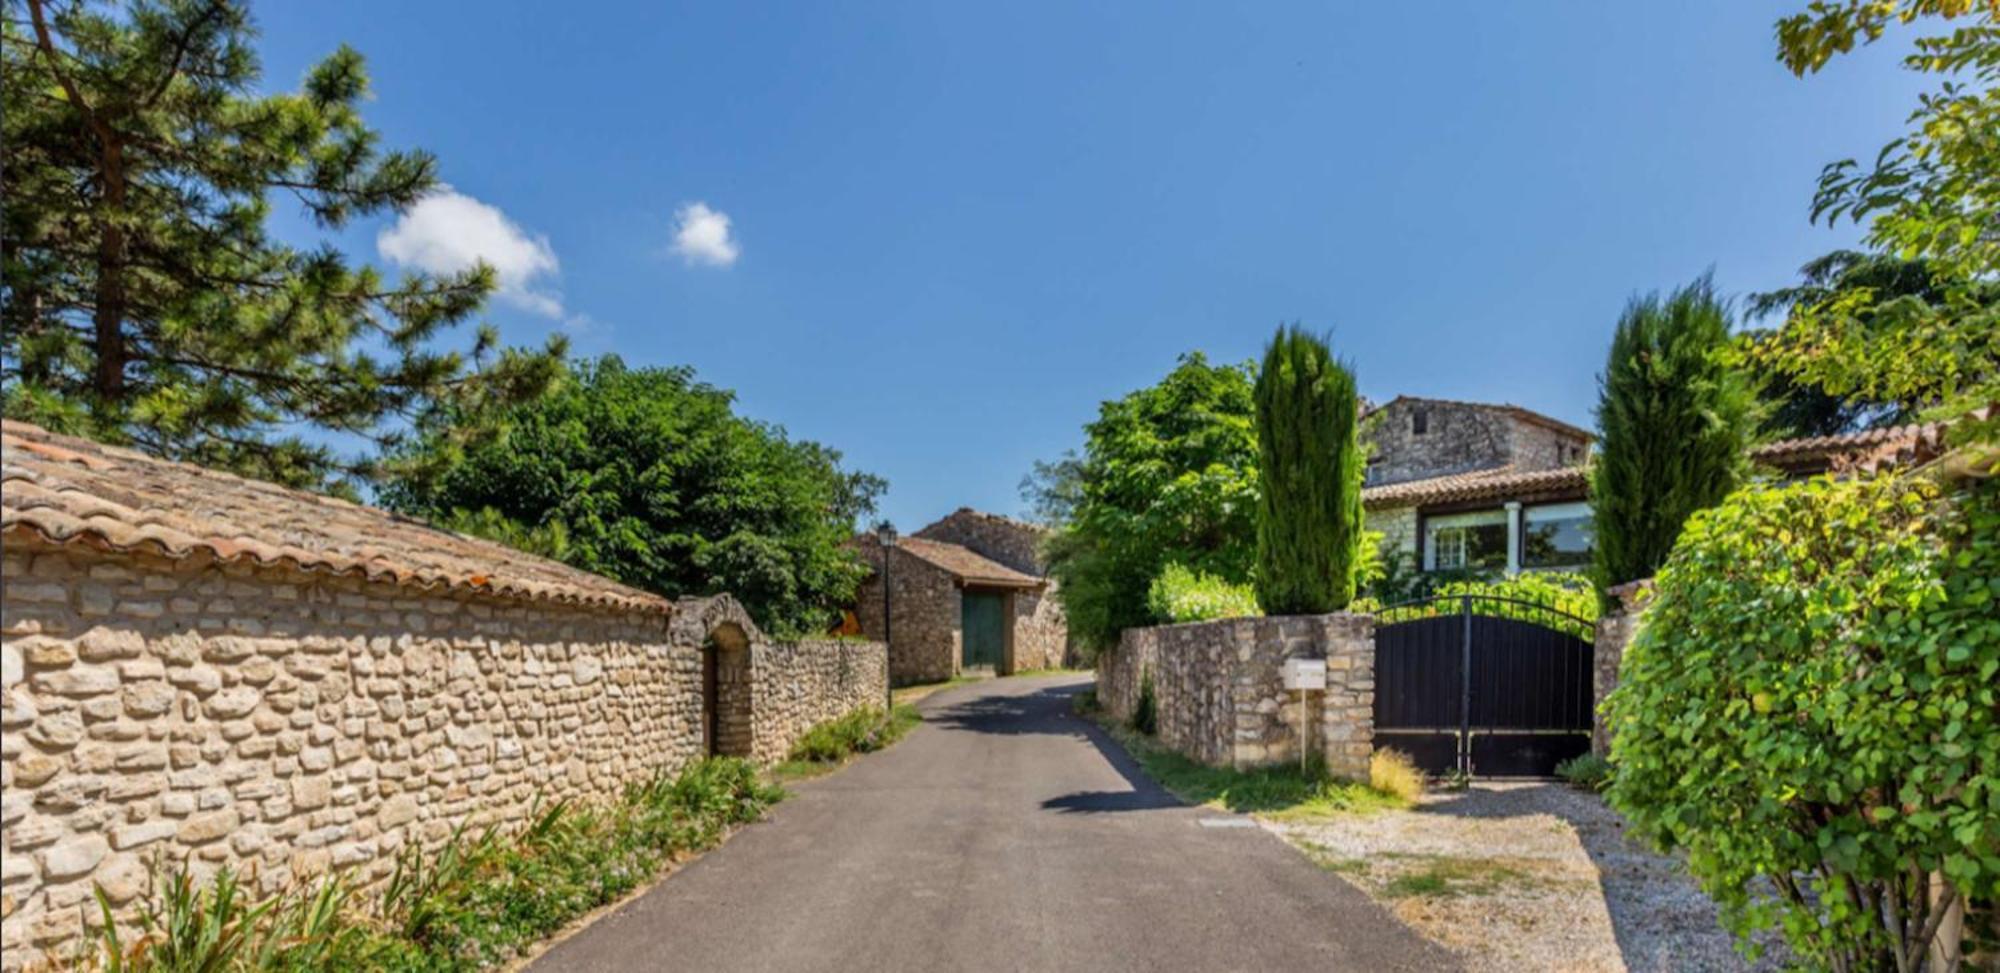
[0,539,884,968]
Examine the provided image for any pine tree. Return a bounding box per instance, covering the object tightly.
[1,0,563,491]
[1590,277,1755,601]
[1252,326,1363,615]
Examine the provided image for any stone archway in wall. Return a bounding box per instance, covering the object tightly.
[702,621,753,758]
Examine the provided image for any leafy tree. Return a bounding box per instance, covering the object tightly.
[1590,277,1755,601]
[1740,250,1982,437]
[1,0,562,491]
[1252,326,1362,615]
[382,356,884,637]
[1767,1,2000,447]
[1047,353,1259,650]
[1603,473,1999,970]
[1017,449,1085,527]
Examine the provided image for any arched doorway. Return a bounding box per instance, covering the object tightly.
[702,622,753,758]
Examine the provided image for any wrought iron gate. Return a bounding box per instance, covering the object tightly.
[1372,594,1595,778]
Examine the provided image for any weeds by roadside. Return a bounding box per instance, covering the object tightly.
[1080,705,1408,820]
[74,758,781,972]
[772,704,921,780]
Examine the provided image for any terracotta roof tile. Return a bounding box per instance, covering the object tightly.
[1363,465,1589,509]
[892,536,1044,588]
[1362,422,1945,509]
[1,421,671,614]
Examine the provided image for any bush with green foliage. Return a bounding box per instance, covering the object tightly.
[1554,753,1612,793]
[786,705,921,765]
[1043,353,1259,650]
[384,356,883,637]
[1252,327,1363,615]
[1590,276,1755,604]
[1367,571,1598,641]
[1602,473,1999,970]
[1146,563,1260,624]
[88,758,782,971]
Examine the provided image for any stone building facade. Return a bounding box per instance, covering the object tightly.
[852,509,1068,685]
[1097,614,1375,779]
[0,422,885,966]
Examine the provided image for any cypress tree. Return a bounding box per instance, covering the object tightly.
[1590,277,1755,603]
[1253,326,1363,615]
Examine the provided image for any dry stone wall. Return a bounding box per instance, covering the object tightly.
[851,546,959,686]
[0,538,883,968]
[1098,614,1374,778]
[1590,580,1651,755]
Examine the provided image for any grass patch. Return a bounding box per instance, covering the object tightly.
[1378,856,1537,900]
[77,758,781,971]
[771,704,921,780]
[1086,710,1409,820]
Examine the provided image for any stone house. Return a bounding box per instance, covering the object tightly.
[0,421,885,965]
[1361,395,1943,581]
[851,508,1068,685]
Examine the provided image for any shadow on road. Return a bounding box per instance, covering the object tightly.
[926,681,1190,816]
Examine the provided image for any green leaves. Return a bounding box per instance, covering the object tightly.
[1045,353,1261,650]
[1251,326,1363,616]
[1603,473,2000,968]
[382,356,883,637]
[0,0,561,491]
[1590,276,1757,604]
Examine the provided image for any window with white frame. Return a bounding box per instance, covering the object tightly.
[1522,501,1593,570]
[1424,509,1508,572]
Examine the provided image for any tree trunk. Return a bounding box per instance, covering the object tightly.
[93,154,128,400]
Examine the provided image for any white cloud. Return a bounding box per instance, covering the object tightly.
[668,201,740,267]
[378,187,570,320]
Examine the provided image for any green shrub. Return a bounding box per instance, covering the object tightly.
[1553,753,1612,793]
[1590,276,1755,606]
[1374,572,1598,640]
[786,705,920,764]
[1252,326,1363,615]
[1133,668,1157,735]
[1146,563,1260,623]
[1603,474,1999,969]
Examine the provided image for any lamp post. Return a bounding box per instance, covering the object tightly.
[875,522,898,711]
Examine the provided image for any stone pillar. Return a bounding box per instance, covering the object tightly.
[1591,579,1653,755]
[1318,613,1376,780]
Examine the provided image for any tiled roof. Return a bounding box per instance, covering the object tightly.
[1366,396,1595,443]
[1749,422,1948,472]
[1363,422,1944,510]
[1363,465,1589,509]
[0,421,672,614]
[893,537,1044,588]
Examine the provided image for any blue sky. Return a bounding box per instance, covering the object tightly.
[255,2,1923,531]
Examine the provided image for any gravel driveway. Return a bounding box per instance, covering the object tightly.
[1270,783,1790,973]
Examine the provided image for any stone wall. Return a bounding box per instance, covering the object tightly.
[851,545,959,685]
[0,538,884,967]
[1364,398,1588,487]
[1364,507,1420,563]
[1006,587,1068,673]
[1097,614,1375,778]
[1591,580,1652,755]
[746,638,889,766]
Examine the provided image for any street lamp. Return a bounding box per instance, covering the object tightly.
[875,522,897,710]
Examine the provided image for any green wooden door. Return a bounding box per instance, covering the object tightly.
[961,592,1005,670]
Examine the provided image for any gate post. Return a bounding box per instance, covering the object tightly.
[1459,594,1473,777]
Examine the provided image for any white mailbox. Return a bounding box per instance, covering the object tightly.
[1281,658,1327,691]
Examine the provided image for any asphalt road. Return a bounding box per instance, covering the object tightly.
[530,673,1458,973]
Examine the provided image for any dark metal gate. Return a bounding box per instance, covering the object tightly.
[1373,595,1595,777]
